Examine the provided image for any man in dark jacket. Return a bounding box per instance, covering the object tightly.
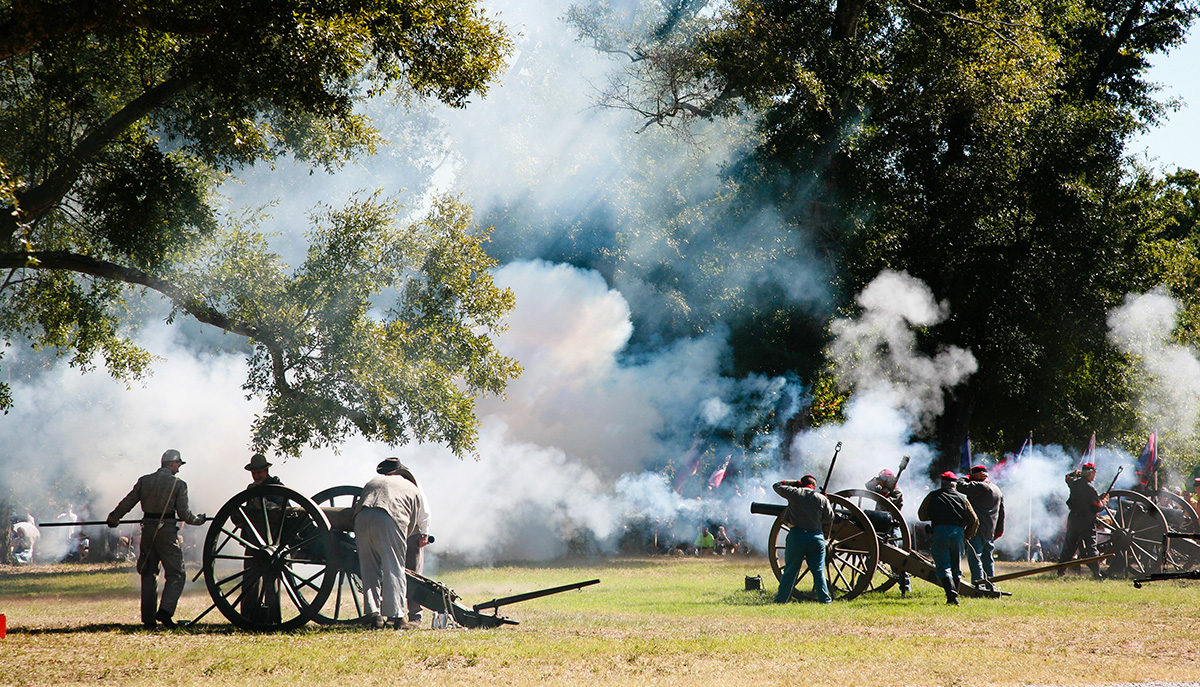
[919,471,978,605]
[243,453,283,623]
[957,465,1005,585]
[1058,462,1107,579]
[773,474,835,604]
[107,449,206,628]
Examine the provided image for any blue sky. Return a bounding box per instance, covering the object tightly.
[1132,28,1200,172]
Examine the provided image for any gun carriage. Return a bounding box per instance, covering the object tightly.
[751,488,1118,601]
[196,484,598,631]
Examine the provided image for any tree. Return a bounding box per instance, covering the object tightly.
[0,1,520,457]
[570,0,1200,465]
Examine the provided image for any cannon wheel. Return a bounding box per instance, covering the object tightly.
[309,485,367,625]
[1150,490,1200,571]
[1097,489,1166,578]
[836,489,911,594]
[202,485,336,631]
[767,493,879,601]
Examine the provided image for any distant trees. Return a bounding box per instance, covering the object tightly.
[569,0,1200,463]
[0,1,520,457]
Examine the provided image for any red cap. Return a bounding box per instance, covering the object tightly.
[1082,462,1096,470]
[970,465,987,474]
[879,469,895,477]
[941,471,958,480]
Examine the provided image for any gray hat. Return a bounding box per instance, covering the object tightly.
[245,453,272,471]
[161,449,184,465]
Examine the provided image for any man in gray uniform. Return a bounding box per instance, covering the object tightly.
[772,474,835,604]
[354,457,425,630]
[957,465,1005,584]
[107,449,206,628]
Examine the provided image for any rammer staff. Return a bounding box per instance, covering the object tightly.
[821,441,843,494]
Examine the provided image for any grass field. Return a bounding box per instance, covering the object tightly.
[2,556,1199,686]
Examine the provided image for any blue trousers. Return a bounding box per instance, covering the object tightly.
[931,524,965,590]
[967,533,995,582]
[775,528,831,604]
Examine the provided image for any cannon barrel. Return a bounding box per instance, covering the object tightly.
[750,502,785,517]
[473,578,601,612]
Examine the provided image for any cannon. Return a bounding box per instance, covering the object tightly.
[1096,489,1200,576]
[193,484,599,631]
[751,489,1110,601]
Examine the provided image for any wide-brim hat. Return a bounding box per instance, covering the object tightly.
[161,449,185,465]
[375,457,418,484]
[245,453,272,471]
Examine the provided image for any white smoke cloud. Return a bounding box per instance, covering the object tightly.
[787,270,977,514]
[1107,287,1200,439]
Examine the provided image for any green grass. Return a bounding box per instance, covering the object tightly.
[2,557,1199,686]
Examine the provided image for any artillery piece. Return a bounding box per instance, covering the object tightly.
[1095,489,1200,577]
[751,489,1110,601]
[193,484,598,631]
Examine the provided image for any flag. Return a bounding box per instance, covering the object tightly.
[1076,432,1096,470]
[708,456,731,489]
[674,439,704,493]
[959,436,972,475]
[1135,433,1158,485]
[993,432,1030,481]
[1012,432,1032,465]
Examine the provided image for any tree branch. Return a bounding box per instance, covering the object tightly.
[0,249,382,440]
[1,74,193,246]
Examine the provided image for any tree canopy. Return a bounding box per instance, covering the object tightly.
[569,0,1200,466]
[0,0,520,457]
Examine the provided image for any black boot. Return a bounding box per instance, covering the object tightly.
[941,577,959,606]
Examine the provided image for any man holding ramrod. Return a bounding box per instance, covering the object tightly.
[106,449,206,629]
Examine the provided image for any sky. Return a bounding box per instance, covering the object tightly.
[1132,27,1200,173]
[7,3,1200,571]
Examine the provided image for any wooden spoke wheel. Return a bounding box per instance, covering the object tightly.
[1096,490,1166,578]
[309,485,366,625]
[836,489,911,594]
[202,485,336,631]
[768,493,880,601]
[1151,489,1200,571]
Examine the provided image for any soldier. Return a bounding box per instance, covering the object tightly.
[106,449,206,629]
[865,469,904,509]
[866,467,911,595]
[246,453,281,489]
[772,474,834,604]
[956,465,1005,585]
[1057,462,1107,579]
[354,457,426,630]
[388,460,432,625]
[919,471,978,605]
[242,453,283,623]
